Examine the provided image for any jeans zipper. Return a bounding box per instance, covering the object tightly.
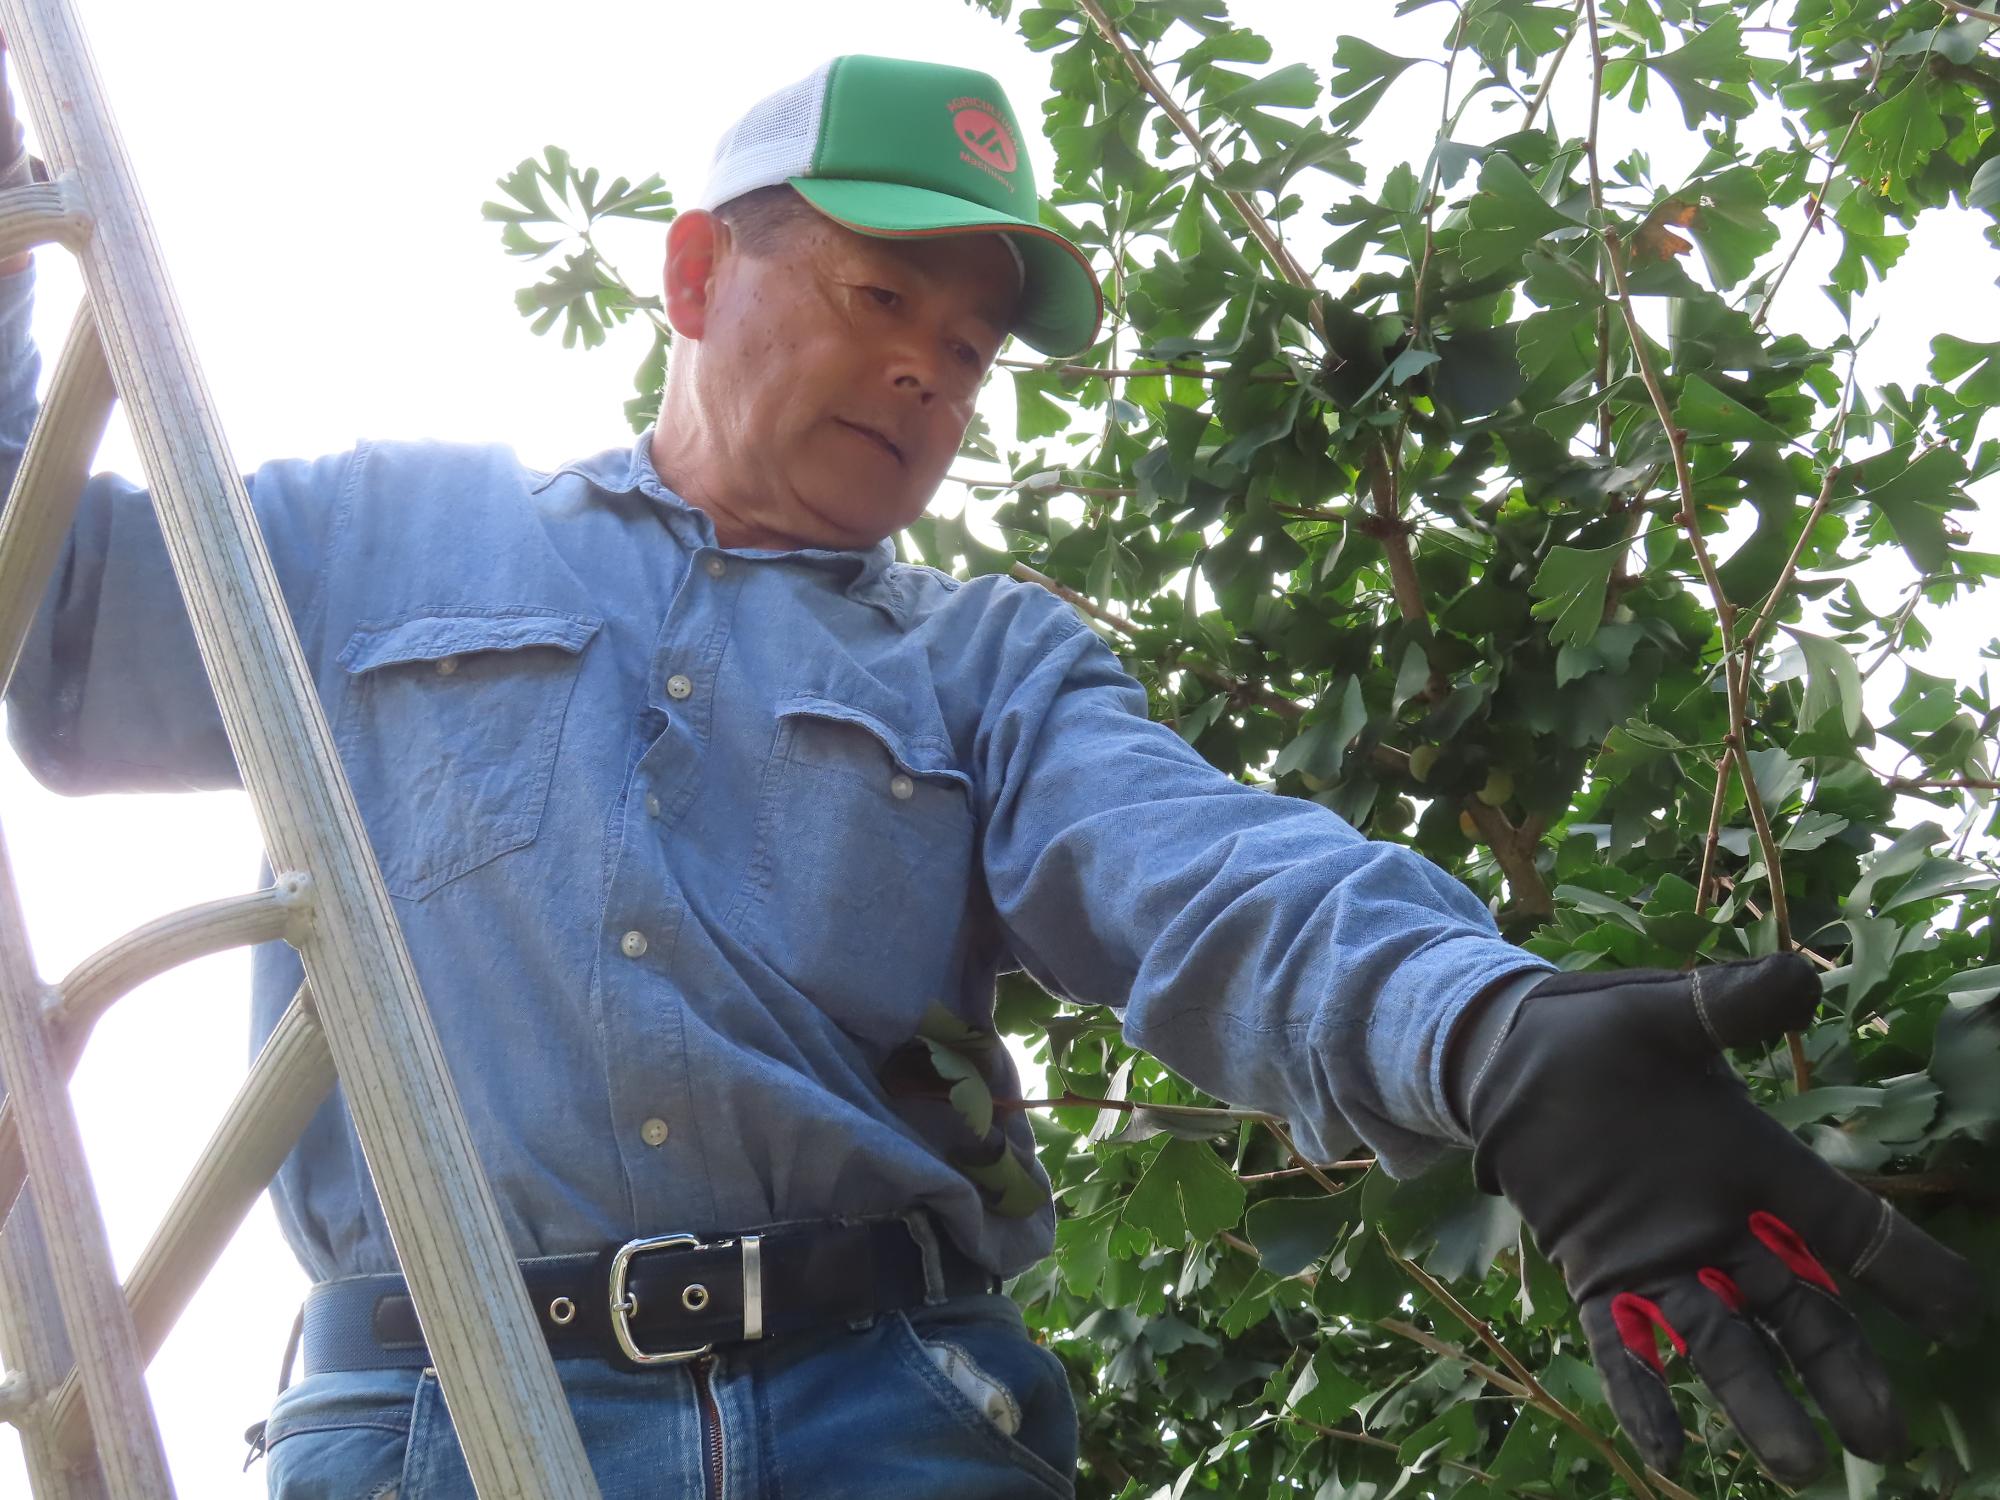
[693,1354,725,1499]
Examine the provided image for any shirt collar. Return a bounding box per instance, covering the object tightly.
[537,430,905,618]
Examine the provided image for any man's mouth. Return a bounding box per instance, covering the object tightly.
[835,418,903,465]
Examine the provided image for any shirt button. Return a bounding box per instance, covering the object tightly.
[434,655,459,676]
[640,1117,670,1147]
[666,674,693,700]
[620,930,648,959]
[703,556,726,579]
[645,793,662,819]
[889,773,915,800]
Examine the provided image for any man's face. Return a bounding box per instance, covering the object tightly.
[659,208,1020,551]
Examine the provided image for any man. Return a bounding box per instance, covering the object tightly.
[0,49,1979,1498]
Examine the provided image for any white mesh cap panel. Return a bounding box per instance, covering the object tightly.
[696,60,833,210]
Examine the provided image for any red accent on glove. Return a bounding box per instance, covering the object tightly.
[1698,1266,1747,1312]
[1610,1292,1687,1374]
[1749,1211,1841,1297]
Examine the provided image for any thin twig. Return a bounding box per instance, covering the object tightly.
[951,474,1135,499]
[1695,753,1733,913]
[1284,1413,1510,1487]
[994,1091,1282,1125]
[1411,6,1471,345]
[1261,1119,1363,1200]
[1753,49,1884,330]
[1929,0,1999,27]
[1010,561,1138,636]
[1069,0,1325,341]
[1738,464,1844,662]
[1583,0,1613,454]
[1011,563,1305,721]
[1521,0,1587,130]
[995,356,1295,383]
[1601,225,1803,1087]
[1889,776,2000,790]
[1384,1235,1665,1500]
[1237,1160,1375,1183]
[1377,1317,1531,1399]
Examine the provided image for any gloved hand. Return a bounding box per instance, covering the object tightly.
[1457,954,1983,1485]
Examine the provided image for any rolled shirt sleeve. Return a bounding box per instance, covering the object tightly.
[975,603,1553,1177]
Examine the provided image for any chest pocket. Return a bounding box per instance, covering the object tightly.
[334,606,600,900]
[730,684,977,1049]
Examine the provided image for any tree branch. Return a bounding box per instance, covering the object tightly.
[1753,48,1884,330]
[1584,0,1613,455]
[1927,0,1999,30]
[1069,0,1325,338]
[1738,462,1844,663]
[1284,1412,1510,1488]
[1600,223,1805,1085]
[1463,800,1555,919]
[1383,1234,1669,1500]
[1521,0,1587,130]
[1410,7,1471,344]
[1363,445,1426,625]
[995,356,1295,383]
[1376,1316,1531,1400]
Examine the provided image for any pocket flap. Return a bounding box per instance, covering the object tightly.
[339,608,601,674]
[777,691,970,791]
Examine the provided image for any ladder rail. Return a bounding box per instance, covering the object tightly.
[47,987,336,1458]
[0,1,604,1493]
[0,1195,109,1500]
[0,821,173,1496]
[0,295,113,698]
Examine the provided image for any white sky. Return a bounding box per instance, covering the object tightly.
[0,2,1992,1494]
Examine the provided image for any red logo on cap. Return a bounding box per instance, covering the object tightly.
[952,104,1018,175]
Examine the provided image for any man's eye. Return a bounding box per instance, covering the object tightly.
[865,286,900,307]
[952,341,981,368]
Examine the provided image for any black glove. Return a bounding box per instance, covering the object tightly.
[1458,955,1983,1485]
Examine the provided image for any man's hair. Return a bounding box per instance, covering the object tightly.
[713,184,823,256]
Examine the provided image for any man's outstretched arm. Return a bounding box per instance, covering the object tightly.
[977,587,1980,1485]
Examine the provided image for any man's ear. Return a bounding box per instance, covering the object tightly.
[663,209,725,341]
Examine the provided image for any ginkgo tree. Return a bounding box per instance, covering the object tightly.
[486,1,2000,1495]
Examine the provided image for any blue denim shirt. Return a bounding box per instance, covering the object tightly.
[0,267,1549,1282]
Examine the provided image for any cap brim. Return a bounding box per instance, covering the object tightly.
[790,177,1102,357]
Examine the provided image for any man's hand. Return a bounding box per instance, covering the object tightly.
[1461,955,1983,1484]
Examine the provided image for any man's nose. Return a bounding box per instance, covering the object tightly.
[886,340,942,404]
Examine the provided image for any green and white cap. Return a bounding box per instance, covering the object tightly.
[697,54,1103,356]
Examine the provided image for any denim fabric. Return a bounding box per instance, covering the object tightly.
[263,1294,1077,1499]
[0,264,1551,1289]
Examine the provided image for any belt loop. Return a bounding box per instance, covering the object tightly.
[901,1210,949,1306]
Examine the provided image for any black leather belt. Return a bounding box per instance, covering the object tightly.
[299,1217,998,1375]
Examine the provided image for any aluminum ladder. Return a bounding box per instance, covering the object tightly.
[0,1,602,1494]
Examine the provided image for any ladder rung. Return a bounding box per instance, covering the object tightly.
[0,882,305,1225]
[0,175,90,259]
[0,297,114,699]
[47,986,332,1459]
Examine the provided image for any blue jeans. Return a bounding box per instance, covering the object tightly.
[260,1293,1078,1499]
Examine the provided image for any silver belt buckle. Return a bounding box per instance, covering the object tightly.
[606,1232,765,1366]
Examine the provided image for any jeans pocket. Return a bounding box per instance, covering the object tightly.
[333,606,599,899]
[262,1370,417,1500]
[888,1303,1078,1497]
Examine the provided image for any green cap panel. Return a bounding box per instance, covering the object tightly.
[813,56,1040,220]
